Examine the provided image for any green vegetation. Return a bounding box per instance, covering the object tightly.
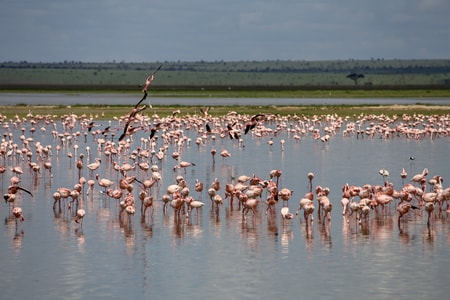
[1,104,449,121]
[1,59,449,90]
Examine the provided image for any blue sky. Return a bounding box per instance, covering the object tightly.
[1,0,449,62]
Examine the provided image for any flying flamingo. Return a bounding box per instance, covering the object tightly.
[141,65,161,92]
[244,113,267,134]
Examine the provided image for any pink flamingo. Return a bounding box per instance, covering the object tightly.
[400,168,407,184]
[173,161,196,173]
[411,168,428,185]
[281,206,294,219]
[278,188,293,207]
[96,174,114,192]
[12,207,25,224]
[87,158,101,177]
[307,172,314,192]
[74,209,86,226]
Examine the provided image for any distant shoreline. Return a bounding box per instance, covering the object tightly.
[1,87,450,99]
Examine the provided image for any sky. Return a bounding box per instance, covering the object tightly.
[1,0,449,62]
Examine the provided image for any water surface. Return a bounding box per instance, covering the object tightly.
[1,100,449,300]
[1,92,449,106]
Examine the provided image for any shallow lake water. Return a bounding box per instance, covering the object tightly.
[1,99,450,300]
[1,92,450,106]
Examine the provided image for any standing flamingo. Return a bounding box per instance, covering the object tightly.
[281,207,294,219]
[278,188,293,207]
[96,174,114,193]
[379,168,389,183]
[74,209,86,226]
[400,168,407,184]
[12,207,25,224]
[411,168,428,185]
[87,158,101,177]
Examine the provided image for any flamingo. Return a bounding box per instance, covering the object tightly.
[169,194,185,218]
[11,166,23,177]
[87,158,101,177]
[341,197,349,215]
[211,178,220,192]
[307,172,314,192]
[411,168,428,185]
[188,199,205,217]
[12,207,25,224]
[278,188,293,207]
[265,192,278,214]
[96,174,114,192]
[302,200,315,223]
[4,193,16,207]
[213,194,223,207]
[173,161,196,173]
[242,198,259,219]
[104,188,124,202]
[397,202,412,227]
[74,209,86,226]
[86,179,95,195]
[379,168,389,183]
[52,191,62,209]
[141,65,161,93]
[400,168,407,184]
[269,169,282,186]
[244,113,267,134]
[44,160,53,178]
[281,207,294,219]
[211,149,217,164]
[142,195,154,217]
[194,179,204,198]
[424,202,434,226]
[220,149,231,160]
[7,185,33,197]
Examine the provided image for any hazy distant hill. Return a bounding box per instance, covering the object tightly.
[1,59,449,90]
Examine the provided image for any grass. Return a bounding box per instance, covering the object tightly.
[1,103,449,121]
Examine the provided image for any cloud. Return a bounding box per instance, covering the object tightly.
[0,0,449,62]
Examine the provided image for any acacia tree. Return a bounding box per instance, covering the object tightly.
[346,73,365,85]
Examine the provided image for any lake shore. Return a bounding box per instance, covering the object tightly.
[1,103,449,120]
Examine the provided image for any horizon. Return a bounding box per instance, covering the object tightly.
[2,58,449,64]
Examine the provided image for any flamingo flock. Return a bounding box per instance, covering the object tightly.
[1,91,449,245]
